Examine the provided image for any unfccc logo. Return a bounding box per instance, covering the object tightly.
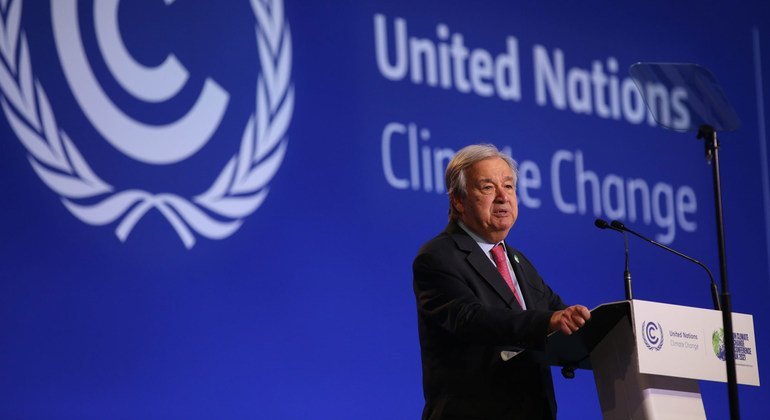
[0,0,293,248]
[642,320,664,351]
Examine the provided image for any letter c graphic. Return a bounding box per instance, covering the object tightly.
[51,0,230,164]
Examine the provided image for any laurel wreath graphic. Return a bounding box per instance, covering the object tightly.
[0,0,292,248]
[642,321,664,351]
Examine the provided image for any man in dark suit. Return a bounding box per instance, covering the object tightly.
[413,144,591,420]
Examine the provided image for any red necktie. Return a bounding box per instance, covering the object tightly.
[491,244,524,308]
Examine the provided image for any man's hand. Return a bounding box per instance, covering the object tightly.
[548,305,591,335]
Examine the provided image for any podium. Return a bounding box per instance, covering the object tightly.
[544,300,760,419]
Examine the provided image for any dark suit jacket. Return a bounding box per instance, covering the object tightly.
[413,222,567,420]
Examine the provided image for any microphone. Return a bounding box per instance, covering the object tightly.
[610,220,721,311]
[594,218,633,300]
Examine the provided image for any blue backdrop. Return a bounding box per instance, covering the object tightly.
[1,0,769,418]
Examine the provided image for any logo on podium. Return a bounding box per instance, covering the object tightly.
[642,320,664,351]
[712,328,726,361]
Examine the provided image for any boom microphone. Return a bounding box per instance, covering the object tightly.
[594,218,633,300]
[609,220,721,310]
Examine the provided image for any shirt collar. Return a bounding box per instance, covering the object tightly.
[457,221,504,256]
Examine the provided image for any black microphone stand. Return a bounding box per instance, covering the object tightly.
[698,124,739,420]
[619,230,634,300]
[610,220,721,311]
[594,219,633,300]
[621,230,632,301]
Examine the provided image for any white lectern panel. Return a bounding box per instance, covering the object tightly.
[633,299,759,386]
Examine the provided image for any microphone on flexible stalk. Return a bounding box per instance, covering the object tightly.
[594,218,633,300]
[609,220,721,311]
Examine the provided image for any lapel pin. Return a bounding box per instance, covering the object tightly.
[513,254,520,264]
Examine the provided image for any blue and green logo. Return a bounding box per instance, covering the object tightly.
[712,328,726,361]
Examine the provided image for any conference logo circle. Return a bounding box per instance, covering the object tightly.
[641,320,664,351]
[712,328,726,361]
[0,0,293,248]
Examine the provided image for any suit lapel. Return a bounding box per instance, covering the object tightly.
[466,251,519,308]
[446,223,519,308]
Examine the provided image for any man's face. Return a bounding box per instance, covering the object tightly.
[453,157,518,243]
